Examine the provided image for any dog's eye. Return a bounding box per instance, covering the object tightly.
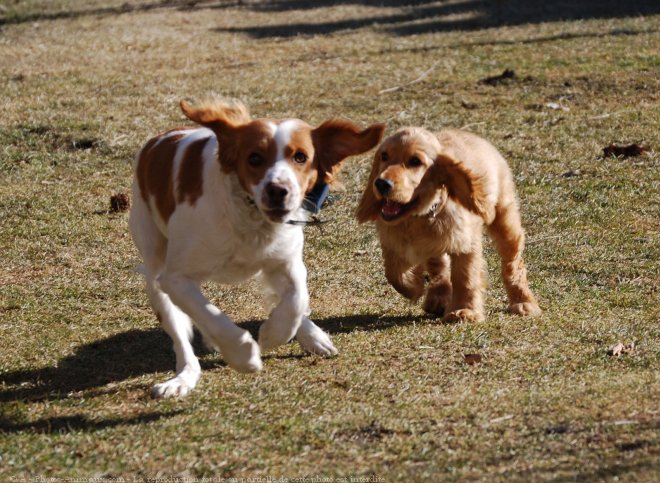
[248,153,264,166]
[381,151,389,162]
[409,156,423,167]
[293,151,308,164]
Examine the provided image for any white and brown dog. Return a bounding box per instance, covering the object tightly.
[130,99,384,398]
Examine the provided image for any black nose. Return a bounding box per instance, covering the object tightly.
[375,178,394,196]
[265,183,289,206]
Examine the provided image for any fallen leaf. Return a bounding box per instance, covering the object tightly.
[110,192,130,213]
[618,441,646,452]
[609,341,635,357]
[545,425,569,435]
[69,138,98,151]
[586,434,604,445]
[478,69,516,86]
[463,353,482,365]
[561,169,582,178]
[610,342,624,356]
[603,143,649,158]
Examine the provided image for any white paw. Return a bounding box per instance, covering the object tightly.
[221,331,263,373]
[151,373,198,399]
[296,320,338,356]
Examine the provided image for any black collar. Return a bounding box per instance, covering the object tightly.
[245,196,332,226]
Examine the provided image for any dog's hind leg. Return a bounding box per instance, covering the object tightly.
[487,203,541,316]
[423,254,452,316]
[129,197,201,398]
[146,278,202,398]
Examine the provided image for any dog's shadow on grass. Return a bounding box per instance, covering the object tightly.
[0,328,175,404]
[0,410,185,434]
[0,314,425,433]
[0,313,427,405]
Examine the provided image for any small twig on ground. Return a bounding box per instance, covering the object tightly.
[379,59,442,94]
[587,108,635,120]
[525,234,566,245]
[460,122,486,130]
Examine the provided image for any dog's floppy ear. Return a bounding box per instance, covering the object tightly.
[355,151,383,223]
[180,99,251,129]
[180,99,251,172]
[312,120,385,183]
[432,153,494,222]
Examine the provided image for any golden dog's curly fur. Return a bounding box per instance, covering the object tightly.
[357,127,541,322]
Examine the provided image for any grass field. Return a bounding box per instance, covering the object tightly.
[1,0,659,480]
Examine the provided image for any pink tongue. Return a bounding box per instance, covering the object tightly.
[382,200,402,216]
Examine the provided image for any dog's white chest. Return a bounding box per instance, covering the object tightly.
[207,250,263,283]
[202,213,304,283]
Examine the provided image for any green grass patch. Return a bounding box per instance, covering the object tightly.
[1,0,659,481]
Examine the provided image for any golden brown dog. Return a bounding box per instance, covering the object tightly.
[356,127,541,322]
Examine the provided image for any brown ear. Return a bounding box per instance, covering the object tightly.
[180,99,251,172]
[180,99,251,129]
[433,154,494,221]
[355,151,383,223]
[312,120,385,183]
[181,99,218,127]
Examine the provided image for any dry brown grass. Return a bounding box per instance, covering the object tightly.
[1,1,659,481]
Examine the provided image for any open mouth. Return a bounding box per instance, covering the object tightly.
[380,197,418,221]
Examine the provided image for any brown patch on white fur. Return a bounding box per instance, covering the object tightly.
[136,129,192,222]
[357,127,540,321]
[176,137,208,206]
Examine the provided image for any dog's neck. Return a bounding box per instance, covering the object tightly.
[416,190,447,219]
[223,174,280,233]
[419,201,440,219]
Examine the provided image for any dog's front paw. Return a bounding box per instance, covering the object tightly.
[151,374,198,399]
[296,320,338,356]
[443,308,483,324]
[423,284,452,317]
[222,332,263,373]
[508,302,541,317]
